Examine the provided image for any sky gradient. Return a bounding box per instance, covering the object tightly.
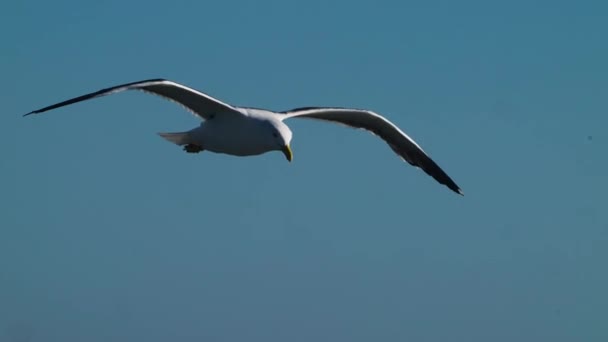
[2,0,607,341]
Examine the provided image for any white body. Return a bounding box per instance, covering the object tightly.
[182,109,291,156]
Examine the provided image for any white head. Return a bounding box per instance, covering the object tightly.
[264,119,293,161]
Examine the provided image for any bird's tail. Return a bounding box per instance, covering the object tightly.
[158,131,190,146]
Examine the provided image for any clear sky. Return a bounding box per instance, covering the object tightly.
[1,0,607,341]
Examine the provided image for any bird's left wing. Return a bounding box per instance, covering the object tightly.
[24,79,243,120]
[281,107,463,195]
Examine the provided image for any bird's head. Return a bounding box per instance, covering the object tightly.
[265,120,293,162]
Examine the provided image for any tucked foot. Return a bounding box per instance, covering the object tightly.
[183,144,204,153]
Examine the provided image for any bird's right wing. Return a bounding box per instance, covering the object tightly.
[24,79,244,120]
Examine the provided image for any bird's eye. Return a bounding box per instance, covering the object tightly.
[272,132,279,138]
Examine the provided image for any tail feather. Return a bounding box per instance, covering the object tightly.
[158,132,190,146]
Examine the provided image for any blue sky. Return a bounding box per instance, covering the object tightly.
[1,0,607,341]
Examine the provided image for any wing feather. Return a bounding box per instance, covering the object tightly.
[282,107,463,195]
[24,78,242,120]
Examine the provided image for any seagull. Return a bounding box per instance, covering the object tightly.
[24,78,463,195]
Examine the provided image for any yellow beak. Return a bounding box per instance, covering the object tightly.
[282,144,293,162]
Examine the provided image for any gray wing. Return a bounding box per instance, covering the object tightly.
[281,107,463,195]
[24,78,243,119]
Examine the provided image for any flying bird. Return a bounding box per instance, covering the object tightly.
[24,79,463,195]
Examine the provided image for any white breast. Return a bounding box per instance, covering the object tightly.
[191,114,274,156]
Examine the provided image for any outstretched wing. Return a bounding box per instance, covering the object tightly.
[24,78,243,119]
[281,107,463,195]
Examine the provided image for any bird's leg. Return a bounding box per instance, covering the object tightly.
[183,144,204,153]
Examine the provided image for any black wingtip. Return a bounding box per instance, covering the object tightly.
[440,176,463,196]
[447,183,464,196]
[22,78,171,119]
